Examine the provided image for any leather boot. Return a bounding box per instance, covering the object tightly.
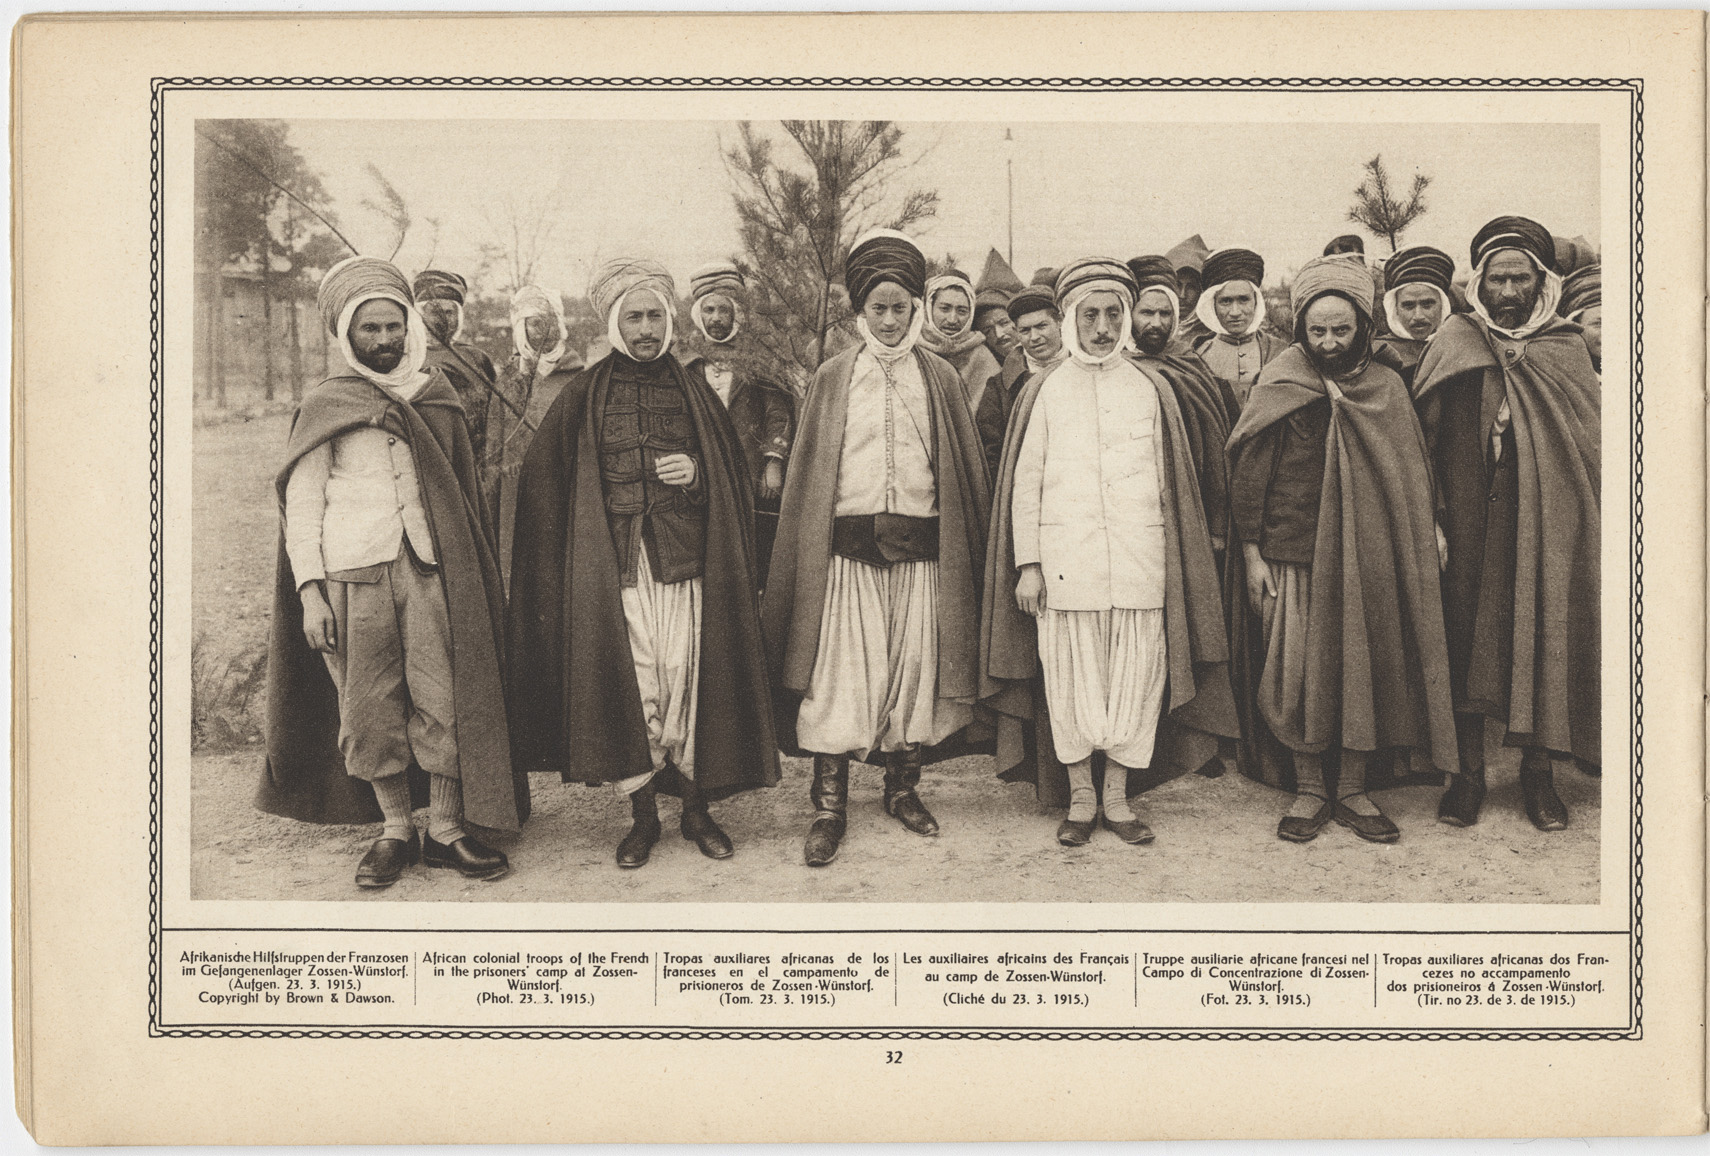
[679,779,734,860]
[1520,749,1568,831]
[882,747,939,836]
[616,782,662,868]
[1437,769,1487,827]
[804,755,848,867]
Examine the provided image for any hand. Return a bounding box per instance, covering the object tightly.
[1243,542,1276,615]
[1014,564,1047,618]
[1435,523,1449,572]
[655,453,697,488]
[1210,534,1226,554]
[299,583,337,654]
[761,458,784,501]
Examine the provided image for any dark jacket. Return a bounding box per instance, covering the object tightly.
[1229,396,1330,565]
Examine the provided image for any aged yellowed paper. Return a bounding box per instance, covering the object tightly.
[12,10,1707,1143]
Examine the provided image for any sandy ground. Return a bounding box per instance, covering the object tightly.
[192,408,1602,905]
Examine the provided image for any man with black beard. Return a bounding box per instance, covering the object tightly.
[1413,216,1601,831]
[1227,257,1456,846]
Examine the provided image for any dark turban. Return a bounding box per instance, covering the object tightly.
[845,229,926,310]
[1384,245,1456,295]
[1324,234,1365,257]
[1202,247,1265,289]
[689,260,745,302]
[318,256,414,336]
[1030,267,1059,288]
[411,268,467,305]
[1558,264,1602,320]
[1471,215,1557,273]
[1125,255,1179,296]
[1006,284,1058,323]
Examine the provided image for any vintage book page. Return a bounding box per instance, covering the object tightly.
[12,10,1707,1144]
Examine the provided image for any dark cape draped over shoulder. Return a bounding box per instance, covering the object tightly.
[979,359,1238,806]
[1226,345,1459,788]
[504,352,780,800]
[257,371,529,831]
[1412,313,1600,768]
[761,344,991,762]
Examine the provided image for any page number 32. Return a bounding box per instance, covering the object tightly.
[885,1051,903,1064]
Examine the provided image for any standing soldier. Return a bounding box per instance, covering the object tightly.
[1374,245,1459,390]
[763,229,990,867]
[1413,217,1601,831]
[679,261,795,585]
[413,269,496,465]
[1193,247,1284,411]
[507,259,779,868]
[258,256,524,887]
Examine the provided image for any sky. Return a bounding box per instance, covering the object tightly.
[279,118,1600,299]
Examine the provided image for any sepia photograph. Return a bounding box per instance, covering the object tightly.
[190,115,1607,905]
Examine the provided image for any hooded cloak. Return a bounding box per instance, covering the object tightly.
[919,272,1002,410]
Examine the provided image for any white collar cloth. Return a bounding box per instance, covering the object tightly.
[607,287,676,363]
[337,292,430,399]
[1195,279,1267,339]
[1466,250,1563,340]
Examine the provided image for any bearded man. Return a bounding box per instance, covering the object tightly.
[972,247,1025,366]
[920,269,1003,417]
[1413,216,1601,831]
[973,280,1066,484]
[1193,247,1284,410]
[679,261,796,584]
[1227,257,1457,846]
[1558,264,1603,373]
[507,259,778,868]
[980,257,1236,846]
[1374,245,1458,389]
[485,285,583,580]
[414,269,497,464]
[763,229,989,867]
[258,256,524,888]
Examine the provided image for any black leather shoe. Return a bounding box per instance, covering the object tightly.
[421,833,508,881]
[1333,795,1400,844]
[804,815,846,867]
[883,752,939,836]
[1437,770,1487,828]
[1277,795,1335,843]
[356,831,420,888]
[1521,760,1568,831]
[681,806,734,859]
[1103,813,1155,845]
[1056,817,1096,846]
[617,784,662,868]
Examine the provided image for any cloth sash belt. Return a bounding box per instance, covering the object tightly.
[832,513,940,568]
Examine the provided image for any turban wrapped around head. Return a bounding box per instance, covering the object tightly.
[1126,255,1179,296]
[1291,255,1376,321]
[318,255,414,336]
[689,260,745,303]
[510,284,568,364]
[1558,264,1602,320]
[411,268,467,305]
[1202,247,1265,291]
[1054,256,1138,311]
[1554,234,1599,277]
[1323,234,1365,258]
[1005,284,1058,324]
[844,228,926,310]
[1384,245,1456,295]
[588,258,677,324]
[1470,215,1557,273]
[924,272,978,338]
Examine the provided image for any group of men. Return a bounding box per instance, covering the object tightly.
[256,211,1603,890]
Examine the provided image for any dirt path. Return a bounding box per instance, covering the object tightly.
[196,748,1601,905]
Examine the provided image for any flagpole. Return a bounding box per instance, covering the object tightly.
[1004,128,1015,267]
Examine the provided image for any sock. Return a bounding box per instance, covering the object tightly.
[428,774,467,845]
[1293,752,1326,797]
[1066,759,1097,822]
[370,774,416,843]
[1101,761,1136,822]
[1336,750,1383,815]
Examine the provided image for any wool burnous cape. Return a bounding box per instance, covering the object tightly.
[1130,350,1236,544]
[1226,345,1459,785]
[980,359,1239,804]
[257,370,529,831]
[762,344,990,761]
[1412,312,1600,767]
[504,352,779,800]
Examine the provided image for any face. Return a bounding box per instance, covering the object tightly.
[1302,295,1363,376]
[523,313,561,355]
[617,291,668,361]
[861,281,915,348]
[1075,291,1127,359]
[701,295,737,341]
[930,286,972,335]
[418,299,459,345]
[1394,284,1445,340]
[1177,271,1201,313]
[1578,305,1602,366]
[1015,309,1063,363]
[1478,250,1543,330]
[1131,288,1176,356]
[349,299,407,374]
[977,309,1020,361]
[1213,283,1256,333]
